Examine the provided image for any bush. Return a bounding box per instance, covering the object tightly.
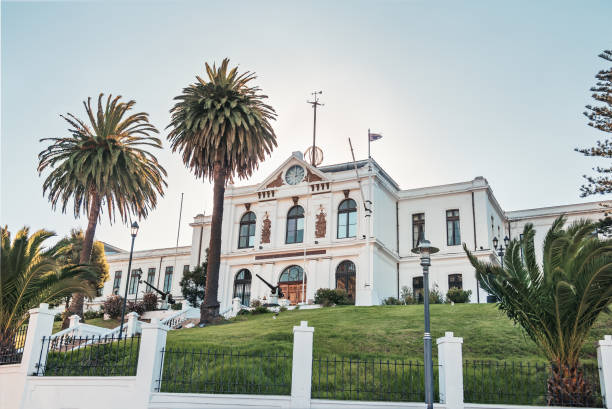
[127,300,146,315]
[250,299,262,308]
[314,288,351,307]
[429,284,444,304]
[446,288,472,303]
[179,262,206,307]
[279,306,288,312]
[251,305,269,315]
[103,295,123,319]
[400,286,417,305]
[382,297,402,305]
[84,309,104,320]
[142,292,158,311]
[54,313,63,322]
[170,302,183,311]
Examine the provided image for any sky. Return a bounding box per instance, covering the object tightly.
[2,0,611,251]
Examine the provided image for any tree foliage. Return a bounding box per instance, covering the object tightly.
[180,258,207,308]
[464,216,612,405]
[55,229,109,292]
[576,50,612,197]
[0,226,97,338]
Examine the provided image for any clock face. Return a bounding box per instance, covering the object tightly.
[285,165,305,185]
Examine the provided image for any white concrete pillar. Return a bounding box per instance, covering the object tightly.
[232,297,241,314]
[136,318,169,407]
[291,321,314,409]
[68,314,81,329]
[126,312,140,337]
[597,335,612,409]
[22,303,55,376]
[437,331,464,409]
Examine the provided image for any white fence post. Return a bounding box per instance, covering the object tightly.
[68,314,80,329]
[437,331,464,409]
[291,321,314,409]
[597,335,612,409]
[136,318,168,408]
[22,303,55,376]
[127,311,140,337]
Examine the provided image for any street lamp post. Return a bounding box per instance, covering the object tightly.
[119,221,139,339]
[412,239,439,409]
[133,268,142,303]
[492,236,510,268]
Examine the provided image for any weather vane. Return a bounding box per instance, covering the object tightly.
[306,91,324,166]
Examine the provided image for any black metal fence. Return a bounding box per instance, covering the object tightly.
[463,360,603,407]
[157,348,292,395]
[312,357,440,402]
[36,334,141,376]
[0,325,28,365]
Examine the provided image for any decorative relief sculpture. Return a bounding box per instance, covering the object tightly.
[267,173,283,188]
[261,213,271,244]
[306,169,323,182]
[315,206,326,238]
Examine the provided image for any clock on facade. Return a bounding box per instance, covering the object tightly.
[285,165,305,185]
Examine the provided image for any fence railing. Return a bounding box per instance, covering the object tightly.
[0,325,28,365]
[157,348,292,395]
[312,357,440,402]
[463,360,604,407]
[36,334,141,376]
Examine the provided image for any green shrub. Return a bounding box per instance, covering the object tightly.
[127,300,146,315]
[170,302,183,311]
[84,309,104,320]
[252,305,269,314]
[250,299,262,308]
[314,288,351,307]
[400,286,417,304]
[54,313,63,322]
[429,284,444,304]
[446,288,472,303]
[103,295,123,318]
[279,306,288,312]
[142,292,158,311]
[382,297,402,305]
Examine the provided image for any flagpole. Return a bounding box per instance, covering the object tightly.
[368,128,371,171]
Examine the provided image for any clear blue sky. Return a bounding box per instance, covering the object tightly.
[2,0,611,251]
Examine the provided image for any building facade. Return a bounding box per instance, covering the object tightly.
[91,152,609,312]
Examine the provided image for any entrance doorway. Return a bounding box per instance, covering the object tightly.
[279,265,306,305]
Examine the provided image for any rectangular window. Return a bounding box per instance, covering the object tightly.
[112,271,122,295]
[412,213,425,248]
[183,265,190,273]
[286,218,304,243]
[128,270,139,295]
[519,233,524,263]
[448,274,463,290]
[413,276,424,302]
[446,209,461,246]
[146,268,155,292]
[163,266,174,293]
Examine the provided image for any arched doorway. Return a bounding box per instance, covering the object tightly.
[335,260,356,302]
[279,265,306,305]
[233,269,252,306]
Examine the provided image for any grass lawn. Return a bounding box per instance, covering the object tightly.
[166,304,611,363]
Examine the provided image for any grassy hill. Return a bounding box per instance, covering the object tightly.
[166,304,611,363]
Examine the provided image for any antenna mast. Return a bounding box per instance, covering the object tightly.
[307,91,323,166]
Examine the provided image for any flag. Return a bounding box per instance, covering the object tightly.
[369,132,382,141]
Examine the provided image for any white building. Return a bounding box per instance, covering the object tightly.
[90,151,609,312]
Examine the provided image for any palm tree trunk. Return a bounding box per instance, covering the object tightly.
[61,194,101,329]
[547,361,593,407]
[200,162,226,324]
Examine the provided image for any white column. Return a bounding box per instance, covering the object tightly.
[68,314,81,329]
[291,321,314,409]
[437,331,464,409]
[126,312,140,337]
[22,303,55,376]
[597,335,612,409]
[136,318,169,407]
[232,297,241,315]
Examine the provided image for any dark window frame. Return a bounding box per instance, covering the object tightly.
[335,260,356,301]
[448,273,463,290]
[146,268,156,292]
[163,266,174,293]
[337,199,358,239]
[238,211,256,249]
[128,270,139,295]
[112,271,122,295]
[286,205,305,244]
[446,209,461,246]
[233,269,252,306]
[279,265,305,283]
[413,276,424,302]
[412,213,425,248]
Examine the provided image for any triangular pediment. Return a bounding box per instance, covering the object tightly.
[257,152,329,191]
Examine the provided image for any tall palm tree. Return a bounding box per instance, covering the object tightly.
[38,94,167,322]
[0,226,97,349]
[167,58,277,322]
[464,216,612,406]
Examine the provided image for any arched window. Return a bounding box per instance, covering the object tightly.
[286,205,304,244]
[238,212,256,249]
[233,269,252,306]
[337,199,357,239]
[335,260,356,302]
[279,265,306,304]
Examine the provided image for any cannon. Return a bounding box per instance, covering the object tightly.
[255,274,284,306]
[139,279,176,307]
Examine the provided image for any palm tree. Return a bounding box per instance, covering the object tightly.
[38,94,167,322]
[167,59,277,322]
[464,216,612,406]
[0,226,97,350]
